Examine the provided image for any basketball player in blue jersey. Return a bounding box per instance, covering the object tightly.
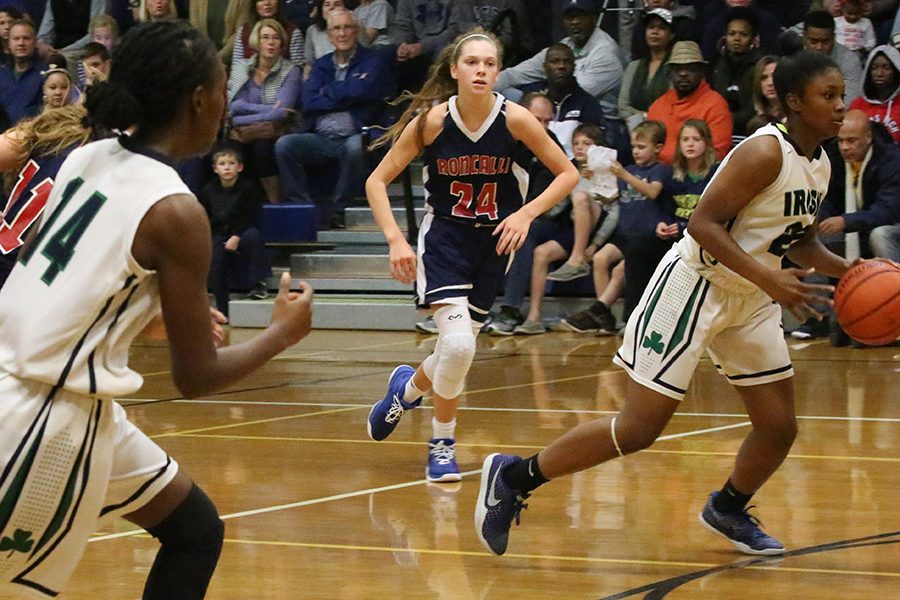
[476,51,855,557]
[0,105,93,290]
[365,29,578,482]
[0,22,312,598]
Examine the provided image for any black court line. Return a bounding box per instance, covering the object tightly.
[599,530,900,599]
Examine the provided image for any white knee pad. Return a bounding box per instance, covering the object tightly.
[432,331,476,398]
[430,304,477,399]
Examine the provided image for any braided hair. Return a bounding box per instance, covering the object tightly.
[84,21,220,136]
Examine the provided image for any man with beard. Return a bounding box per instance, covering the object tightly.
[518,43,607,155]
[647,40,733,163]
[494,0,622,121]
[711,7,761,137]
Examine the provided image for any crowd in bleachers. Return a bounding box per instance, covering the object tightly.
[0,0,899,343]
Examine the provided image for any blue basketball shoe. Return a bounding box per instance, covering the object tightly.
[474,453,529,555]
[367,365,421,441]
[426,438,461,482]
[699,492,785,555]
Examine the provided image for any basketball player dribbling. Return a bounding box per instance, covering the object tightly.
[0,22,312,599]
[476,50,854,557]
[364,29,578,482]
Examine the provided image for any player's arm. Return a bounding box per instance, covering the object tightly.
[365,106,442,283]
[500,102,579,254]
[687,136,834,319]
[132,194,313,398]
[785,224,850,279]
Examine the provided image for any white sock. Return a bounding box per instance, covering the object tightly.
[432,417,456,441]
[404,378,425,403]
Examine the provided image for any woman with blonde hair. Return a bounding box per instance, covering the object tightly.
[230,0,304,74]
[228,18,301,202]
[366,28,577,482]
[137,0,179,23]
[0,104,95,288]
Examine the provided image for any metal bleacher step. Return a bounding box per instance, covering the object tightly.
[267,268,411,293]
[227,293,605,331]
[290,246,393,278]
[345,204,425,230]
[229,293,420,330]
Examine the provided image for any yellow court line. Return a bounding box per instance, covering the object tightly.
[176,433,900,463]
[138,338,427,379]
[642,449,900,463]
[151,406,363,438]
[140,370,172,377]
[95,533,900,578]
[463,372,604,395]
[272,338,422,360]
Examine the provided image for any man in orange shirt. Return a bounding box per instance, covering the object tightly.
[647,41,733,164]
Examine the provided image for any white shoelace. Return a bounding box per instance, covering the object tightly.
[385,395,405,423]
[429,441,456,465]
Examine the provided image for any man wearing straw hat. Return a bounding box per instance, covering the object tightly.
[647,40,733,164]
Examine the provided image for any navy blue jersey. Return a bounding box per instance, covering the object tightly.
[422,94,530,224]
[0,146,75,289]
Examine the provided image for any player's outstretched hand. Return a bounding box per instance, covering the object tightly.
[389,238,417,284]
[763,267,834,322]
[494,210,532,255]
[270,272,313,346]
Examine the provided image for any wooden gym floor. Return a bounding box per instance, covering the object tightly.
[66,328,899,599]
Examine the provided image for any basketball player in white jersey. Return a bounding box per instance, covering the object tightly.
[476,51,853,557]
[0,22,312,598]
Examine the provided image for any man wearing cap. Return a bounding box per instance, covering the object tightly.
[803,10,864,104]
[494,0,623,120]
[647,40,732,164]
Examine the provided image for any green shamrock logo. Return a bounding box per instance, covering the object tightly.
[0,528,34,557]
[642,331,664,354]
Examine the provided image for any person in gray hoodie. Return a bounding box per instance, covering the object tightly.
[849,44,900,143]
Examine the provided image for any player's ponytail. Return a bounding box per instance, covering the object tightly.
[373,28,503,152]
[83,80,141,133]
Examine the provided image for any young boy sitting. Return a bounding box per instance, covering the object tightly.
[562,120,668,333]
[199,146,271,317]
[544,123,615,283]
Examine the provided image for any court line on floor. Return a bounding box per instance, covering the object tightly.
[150,406,361,438]
[90,422,752,544]
[88,469,482,543]
[88,531,900,581]
[135,338,438,379]
[164,430,900,463]
[122,398,900,424]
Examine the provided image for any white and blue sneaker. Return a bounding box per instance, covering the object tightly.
[367,365,422,441]
[699,492,785,555]
[474,453,529,555]
[426,438,461,482]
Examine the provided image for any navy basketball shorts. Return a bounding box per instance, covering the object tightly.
[416,213,512,323]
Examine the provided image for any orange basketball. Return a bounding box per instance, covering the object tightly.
[833,259,900,346]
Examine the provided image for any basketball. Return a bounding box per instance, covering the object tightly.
[833,259,900,346]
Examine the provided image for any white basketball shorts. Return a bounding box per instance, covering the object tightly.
[0,372,177,598]
[613,248,793,401]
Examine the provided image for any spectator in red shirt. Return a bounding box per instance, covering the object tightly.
[647,41,733,163]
